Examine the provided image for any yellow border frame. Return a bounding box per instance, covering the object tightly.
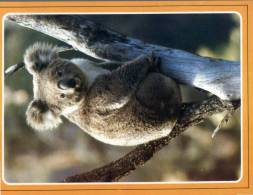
[0,1,252,195]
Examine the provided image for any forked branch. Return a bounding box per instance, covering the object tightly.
[64,96,240,182]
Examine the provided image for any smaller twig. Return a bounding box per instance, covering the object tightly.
[4,62,25,80]
[211,101,236,138]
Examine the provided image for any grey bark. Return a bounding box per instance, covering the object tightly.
[7,15,240,100]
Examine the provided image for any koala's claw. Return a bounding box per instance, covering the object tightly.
[153,55,161,67]
[147,52,161,72]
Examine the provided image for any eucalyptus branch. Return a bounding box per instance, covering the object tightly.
[7,15,240,100]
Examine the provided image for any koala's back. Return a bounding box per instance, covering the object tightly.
[83,72,181,146]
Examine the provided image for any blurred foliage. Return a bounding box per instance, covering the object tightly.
[4,14,241,183]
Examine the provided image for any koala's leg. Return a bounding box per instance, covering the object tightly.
[110,54,159,93]
[136,73,181,121]
[90,55,160,111]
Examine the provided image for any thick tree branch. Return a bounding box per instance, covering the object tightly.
[7,15,240,100]
[64,96,240,182]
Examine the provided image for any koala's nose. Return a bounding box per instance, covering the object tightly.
[58,78,77,90]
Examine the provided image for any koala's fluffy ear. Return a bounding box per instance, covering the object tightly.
[26,99,62,131]
[24,42,59,75]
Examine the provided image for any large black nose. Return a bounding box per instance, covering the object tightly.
[58,78,77,90]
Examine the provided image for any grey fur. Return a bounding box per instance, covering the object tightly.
[25,42,181,146]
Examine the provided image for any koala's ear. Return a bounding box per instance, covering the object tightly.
[26,99,62,131]
[24,42,59,75]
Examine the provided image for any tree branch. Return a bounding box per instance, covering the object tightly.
[7,15,240,100]
[64,96,240,182]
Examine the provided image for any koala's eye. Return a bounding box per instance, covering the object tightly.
[60,94,65,98]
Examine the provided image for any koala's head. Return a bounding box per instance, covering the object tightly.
[24,43,87,131]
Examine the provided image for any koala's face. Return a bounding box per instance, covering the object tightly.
[37,59,87,112]
[24,43,87,131]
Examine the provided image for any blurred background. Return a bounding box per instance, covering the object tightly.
[4,14,241,183]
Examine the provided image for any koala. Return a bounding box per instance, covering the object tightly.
[24,42,181,146]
